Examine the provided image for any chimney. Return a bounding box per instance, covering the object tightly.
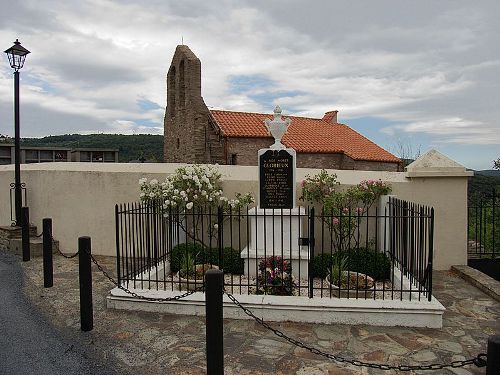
[322,110,338,123]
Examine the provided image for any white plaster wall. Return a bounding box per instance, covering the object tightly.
[0,162,468,269]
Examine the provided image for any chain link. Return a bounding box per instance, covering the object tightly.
[83,248,197,302]
[50,242,489,370]
[223,289,487,371]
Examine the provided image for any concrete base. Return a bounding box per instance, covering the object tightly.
[107,287,445,328]
[9,237,59,257]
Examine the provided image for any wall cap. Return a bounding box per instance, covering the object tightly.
[405,149,473,178]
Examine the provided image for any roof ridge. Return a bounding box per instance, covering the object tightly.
[209,108,325,122]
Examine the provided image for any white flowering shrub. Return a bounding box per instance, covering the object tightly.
[138,164,254,246]
[139,164,253,210]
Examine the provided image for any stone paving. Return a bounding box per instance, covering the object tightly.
[16,252,499,375]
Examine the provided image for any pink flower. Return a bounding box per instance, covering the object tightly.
[332,217,340,225]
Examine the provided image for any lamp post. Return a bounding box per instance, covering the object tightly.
[4,39,30,226]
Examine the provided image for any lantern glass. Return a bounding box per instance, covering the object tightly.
[4,40,30,71]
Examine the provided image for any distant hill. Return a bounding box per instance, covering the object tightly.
[21,134,164,163]
[475,169,500,177]
[468,170,500,202]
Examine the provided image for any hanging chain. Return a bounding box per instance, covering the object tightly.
[52,242,197,302]
[86,251,197,302]
[41,232,489,370]
[223,289,487,371]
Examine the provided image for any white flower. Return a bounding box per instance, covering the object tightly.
[213,224,218,229]
[165,200,170,205]
[209,197,213,201]
[186,202,193,210]
[171,201,176,206]
[149,192,155,198]
[180,190,186,197]
[150,179,158,186]
[201,190,207,196]
[139,178,147,186]
[140,192,145,198]
[184,197,189,201]
[174,189,179,194]
[193,195,198,199]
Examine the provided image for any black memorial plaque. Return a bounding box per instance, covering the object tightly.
[259,150,294,209]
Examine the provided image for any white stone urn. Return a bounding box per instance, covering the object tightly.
[326,271,375,298]
[264,105,291,150]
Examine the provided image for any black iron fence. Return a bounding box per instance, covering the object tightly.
[468,188,499,259]
[115,197,434,301]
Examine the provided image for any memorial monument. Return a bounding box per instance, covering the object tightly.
[241,106,309,279]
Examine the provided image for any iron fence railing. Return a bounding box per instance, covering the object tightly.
[115,198,434,301]
[468,188,499,259]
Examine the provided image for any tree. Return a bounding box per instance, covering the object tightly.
[389,137,421,168]
[494,158,500,170]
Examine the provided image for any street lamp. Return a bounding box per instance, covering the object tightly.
[5,39,30,226]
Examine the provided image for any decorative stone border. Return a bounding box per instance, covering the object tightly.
[451,265,500,302]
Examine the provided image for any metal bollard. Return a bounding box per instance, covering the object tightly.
[21,206,30,262]
[205,269,224,375]
[487,334,500,375]
[42,218,53,288]
[78,236,93,332]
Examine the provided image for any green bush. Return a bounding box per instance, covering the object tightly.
[170,243,206,273]
[170,243,244,275]
[207,247,244,275]
[311,248,391,280]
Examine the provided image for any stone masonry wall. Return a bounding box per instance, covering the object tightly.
[226,137,274,165]
[164,46,212,164]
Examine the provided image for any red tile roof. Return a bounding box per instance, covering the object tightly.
[209,110,400,163]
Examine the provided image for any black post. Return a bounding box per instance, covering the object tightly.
[78,236,93,332]
[308,207,315,298]
[217,207,223,269]
[427,208,434,302]
[14,70,22,227]
[21,206,30,261]
[42,218,53,288]
[487,334,500,375]
[205,269,224,374]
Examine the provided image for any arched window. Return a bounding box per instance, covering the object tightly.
[179,60,185,106]
[168,66,176,117]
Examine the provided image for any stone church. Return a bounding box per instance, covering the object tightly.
[164,45,401,171]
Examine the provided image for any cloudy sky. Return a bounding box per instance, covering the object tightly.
[1,0,499,169]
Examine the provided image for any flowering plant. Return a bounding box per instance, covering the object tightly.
[257,256,295,296]
[300,169,339,206]
[139,164,254,246]
[301,171,392,251]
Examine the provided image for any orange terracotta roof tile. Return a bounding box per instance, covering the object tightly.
[209,110,400,163]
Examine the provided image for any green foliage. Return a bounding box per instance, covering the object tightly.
[300,169,339,205]
[328,253,348,286]
[170,243,205,273]
[311,248,391,281]
[179,252,197,279]
[468,173,500,203]
[20,134,163,162]
[170,243,243,275]
[301,170,392,251]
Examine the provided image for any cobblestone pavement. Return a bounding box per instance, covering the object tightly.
[16,252,499,375]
